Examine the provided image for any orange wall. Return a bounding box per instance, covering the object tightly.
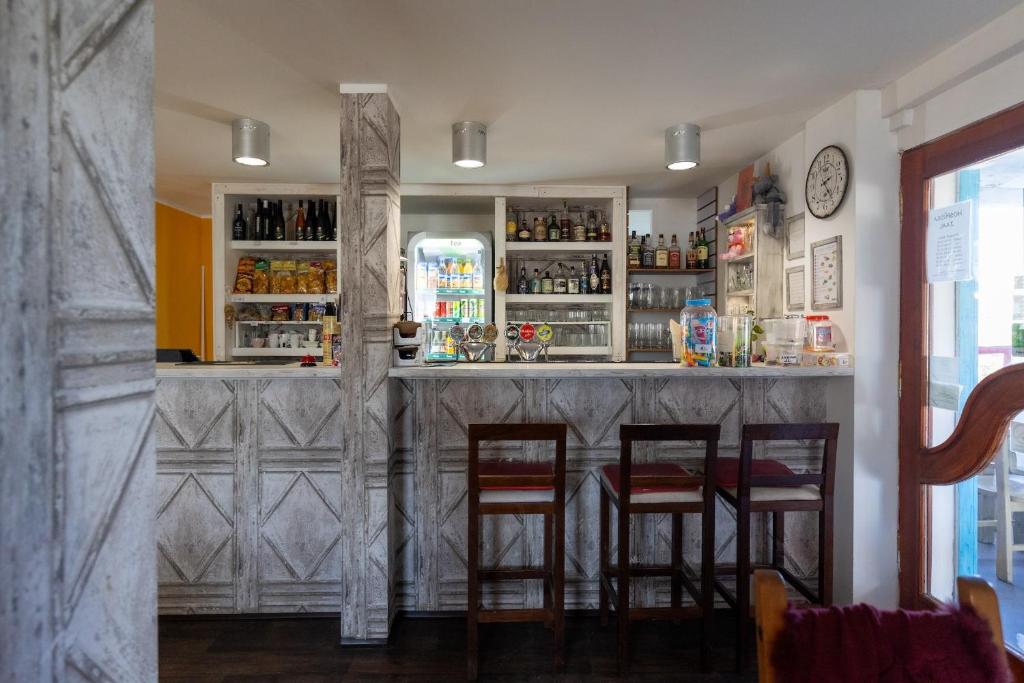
[155,203,213,359]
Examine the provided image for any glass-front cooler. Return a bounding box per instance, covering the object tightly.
[407,233,492,361]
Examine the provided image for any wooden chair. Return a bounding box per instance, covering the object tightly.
[598,423,721,672]
[466,423,567,681]
[714,422,839,671]
[754,569,1007,683]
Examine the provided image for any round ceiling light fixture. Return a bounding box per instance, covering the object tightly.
[452,121,487,168]
[665,123,700,171]
[232,117,270,167]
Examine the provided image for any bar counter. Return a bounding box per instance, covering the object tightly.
[389,361,853,378]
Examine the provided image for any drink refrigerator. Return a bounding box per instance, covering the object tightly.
[406,233,492,361]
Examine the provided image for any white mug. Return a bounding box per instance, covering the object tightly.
[268,333,280,348]
[289,332,301,349]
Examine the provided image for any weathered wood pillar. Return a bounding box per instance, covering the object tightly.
[1,0,157,679]
[338,91,402,642]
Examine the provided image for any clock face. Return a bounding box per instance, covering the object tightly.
[805,145,849,219]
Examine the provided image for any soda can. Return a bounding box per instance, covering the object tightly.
[451,300,461,321]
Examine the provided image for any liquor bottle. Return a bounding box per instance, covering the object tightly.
[316,200,329,241]
[686,232,697,269]
[273,200,286,240]
[560,207,571,241]
[533,216,547,241]
[307,200,320,242]
[589,254,600,293]
[572,213,587,241]
[518,219,532,242]
[252,199,264,240]
[547,213,560,241]
[232,203,247,241]
[517,267,529,294]
[323,200,335,240]
[472,259,484,290]
[668,235,682,269]
[655,234,668,268]
[530,268,542,293]
[506,212,517,242]
[641,235,656,268]
[568,265,580,294]
[598,211,611,242]
[697,228,709,269]
[578,262,590,294]
[628,230,641,268]
[294,201,306,241]
[553,263,567,294]
[599,255,612,294]
[586,211,598,241]
[541,270,554,294]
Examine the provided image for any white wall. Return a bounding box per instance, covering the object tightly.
[627,197,697,242]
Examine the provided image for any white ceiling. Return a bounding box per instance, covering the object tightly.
[155,0,1020,214]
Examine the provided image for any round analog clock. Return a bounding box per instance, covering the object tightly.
[805,145,849,219]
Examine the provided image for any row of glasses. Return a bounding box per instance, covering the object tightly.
[627,322,672,350]
[552,324,608,348]
[729,263,754,292]
[628,283,712,310]
[508,306,609,323]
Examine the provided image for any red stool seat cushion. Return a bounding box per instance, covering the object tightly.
[715,457,798,487]
[601,463,702,503]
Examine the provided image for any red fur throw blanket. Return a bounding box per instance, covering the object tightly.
[772,603,1011,682]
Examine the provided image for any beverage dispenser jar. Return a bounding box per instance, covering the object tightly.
[680,298,717,367]
[763,316,806,366]
[717,315,752,367]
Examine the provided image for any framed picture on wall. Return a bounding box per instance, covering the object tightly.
[786,265,805,311]
[785,212,805,260]
[810,235,843,310]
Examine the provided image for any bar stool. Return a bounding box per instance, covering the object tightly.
[466,423,567,681]
[598,423,721,672]
[714,422,839,671]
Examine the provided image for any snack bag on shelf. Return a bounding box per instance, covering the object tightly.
[295,261,310,294]
[233,257,255,293]
[270,260,297,294]
[271,304,291,321]
[253,259,270,294]
[292,304,307,322]
[307,261,326,294]
[308,303,326,322]
[324,259,337,293]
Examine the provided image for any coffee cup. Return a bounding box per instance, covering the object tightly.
[268,333,280,348]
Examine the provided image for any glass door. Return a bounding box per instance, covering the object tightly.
[899,102,1024,664]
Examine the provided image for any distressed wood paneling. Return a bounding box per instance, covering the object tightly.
[398,377,829,610]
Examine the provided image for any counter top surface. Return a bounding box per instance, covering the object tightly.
[156,362,340,379]
[388,362,853,379]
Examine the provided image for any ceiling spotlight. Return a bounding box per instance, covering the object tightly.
[665,123,700,171]
[232,117,270,167]
[452,121,486,168]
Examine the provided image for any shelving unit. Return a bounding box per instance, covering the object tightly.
[716,203,784,318]
[493,187,627,361]
[212,183,342,360]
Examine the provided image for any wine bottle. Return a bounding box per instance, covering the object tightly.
[295,200,306,241]
[307,201,320,242]
[232,203,247,241]
[274,200,286,240]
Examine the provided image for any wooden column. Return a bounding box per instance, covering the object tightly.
[338,91,402,642]
[1,0,157,679]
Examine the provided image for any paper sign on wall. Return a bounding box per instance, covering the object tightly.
[927,200,973,282]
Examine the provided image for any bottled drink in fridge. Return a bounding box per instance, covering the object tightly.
[232,203,247,241]
[472,260,484,290]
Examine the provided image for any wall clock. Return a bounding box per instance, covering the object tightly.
[805,145,849,219]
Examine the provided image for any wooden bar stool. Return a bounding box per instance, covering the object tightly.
[714,422,839,671]
[598,423,721,673]
[466,423,567,681]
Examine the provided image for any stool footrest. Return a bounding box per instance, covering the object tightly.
[478,567,548,581]
[477,608,552,624]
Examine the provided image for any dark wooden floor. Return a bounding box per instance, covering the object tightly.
[159,612,756,682]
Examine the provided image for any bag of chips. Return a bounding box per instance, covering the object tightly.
[295,261,310,294]
[270,260,297,294]
[292,303,307,322]
[323,259,337,293]
[308,303,326,322]
[253,259,270,294]
[233,257,255,293]
[271,304,291,321]
[306,261,325,294]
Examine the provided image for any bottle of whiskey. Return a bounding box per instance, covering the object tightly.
[530,269,542,294]
[547,214,560,241]
[541,270,554,294]
[553,263,567,293]
[533,216,547,241]
[628,230,641,268]
[697,228,709,269]
[642,235,656,268]
[586,211,598,242]
[598,211,611,242]
[599,255,612,294]
[568,265,580,294]
[560,207,571,241]
[686,232,697,269]
[506,212,518,242]
[668,235,682,269]
[517,267,529,294]
[573,213,587,241]
[655,234,668,268]
[589,254,600,293]
[518,218,532,242]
